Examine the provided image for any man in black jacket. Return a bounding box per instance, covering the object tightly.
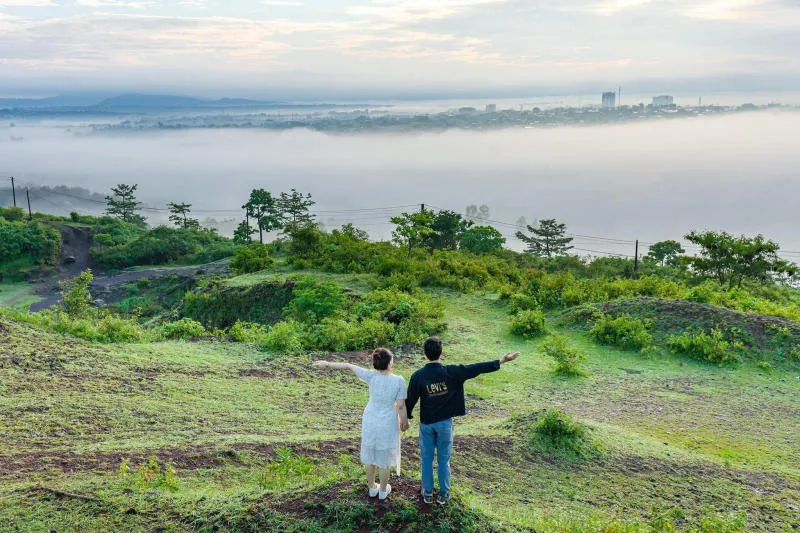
[406,336,520,504]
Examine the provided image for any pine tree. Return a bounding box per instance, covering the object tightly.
[105,184,144,224]
[167,202,199,230]
[243,189,283,244]
[516,218,574,257]
[277,189,316,224]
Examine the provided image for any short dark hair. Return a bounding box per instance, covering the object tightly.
[372,348,393,370]
[423,337,442,361]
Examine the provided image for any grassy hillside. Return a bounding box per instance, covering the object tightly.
[2,284,799,531]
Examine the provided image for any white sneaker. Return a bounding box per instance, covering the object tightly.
[378,484,392,500]
[368,486,379,498]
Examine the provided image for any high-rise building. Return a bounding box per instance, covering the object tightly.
[602,91,616,108]
[485,104,497,113]
[652,95,674,107]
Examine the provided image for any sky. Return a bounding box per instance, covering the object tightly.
[1,0,800,99]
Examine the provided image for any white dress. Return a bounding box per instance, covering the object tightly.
[354,367,407,471]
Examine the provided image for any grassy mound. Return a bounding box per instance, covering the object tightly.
[565,297,800,359]
[181,279,295,328]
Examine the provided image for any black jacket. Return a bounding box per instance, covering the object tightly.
[406,360,500,425]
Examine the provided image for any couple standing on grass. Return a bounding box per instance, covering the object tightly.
[314,337,520,504]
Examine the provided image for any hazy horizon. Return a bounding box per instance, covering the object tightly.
[2,111,799,258]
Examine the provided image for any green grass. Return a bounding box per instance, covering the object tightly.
[0,281,41,311]
[1,290,799,532]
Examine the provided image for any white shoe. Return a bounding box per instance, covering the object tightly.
[368,486,379,498]
[378,484,392,500]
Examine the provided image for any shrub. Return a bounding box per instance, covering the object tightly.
[0,218,61,265]
[157,318,207,340]
[60,269,94,318]
[540,333,587,376]
[118,456,179,493]
[510,309,546,338]
[531,409,592,457]
[262,320,306,353]
[231,243,274,275]
[229,320,269,344]
[667,328,741,364]
[284,277,348,324]
[509,292,540,314]
[589,313,653,350]
[10,308,146,343]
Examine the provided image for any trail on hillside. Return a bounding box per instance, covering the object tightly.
[28,225,230,311]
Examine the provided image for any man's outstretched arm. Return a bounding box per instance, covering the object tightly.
[451,352,521,381]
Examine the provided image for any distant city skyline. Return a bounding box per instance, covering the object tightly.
[1,0,799,99]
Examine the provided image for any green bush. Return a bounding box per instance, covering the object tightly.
[157,318,207,340]
[118,456,179,493]
[589,313,653,350]
[509,292,540,314]
[231,243,274,275]
[60,269,94,318]
[509,309,546,338]
[262,320,306,353]
[531,409,592,457]
[11,309,147,343]
[667,328,741,364]
[181,279,293,329]
[284,277,348,324]
[540,333,587,376]
[229,320,269,344]
[0,218,61,265]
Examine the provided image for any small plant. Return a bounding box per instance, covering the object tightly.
[540,333,587,376]
[667,327,741,364]
[262,320,306,353]
[531,408,593,457]
[118,456,179,493]
[258,448,315,490]
[60,269,94,318]
[510,309,546,338]
[229,320,269,344]
[157,317,207,340]
[589,313,653,350]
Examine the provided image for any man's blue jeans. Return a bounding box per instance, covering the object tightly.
[419,418,453,496]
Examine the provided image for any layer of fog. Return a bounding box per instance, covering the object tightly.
[2,111,799,256]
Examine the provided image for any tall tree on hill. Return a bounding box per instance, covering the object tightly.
[646,240,685,266]
[167,202,200,230]
[105,184,144,225]
[243,189,282,244]
[685,231,797,288]
[426,210,473,250]
[390,209,436,257]
[516,218,574,257]
[278,189,316,224]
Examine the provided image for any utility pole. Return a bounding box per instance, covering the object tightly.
[9,176,16,207]
[26,188,32,220]
[420,203,425,213]
[634,240,639,275]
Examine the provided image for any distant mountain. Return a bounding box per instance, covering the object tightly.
[0,93,113,109]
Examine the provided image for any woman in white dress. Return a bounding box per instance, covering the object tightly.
[314,348,409,500]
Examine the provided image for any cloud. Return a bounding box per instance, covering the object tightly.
[346,0,508,23]
[0,0,56,5]
[261,1,303,5]
[75,0,154,7]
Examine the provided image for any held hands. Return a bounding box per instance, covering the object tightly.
[400,419,410,432]
[500,352,521,364]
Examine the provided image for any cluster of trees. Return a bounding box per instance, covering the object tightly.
[390,208,505,256]
[234,188,316,245]
[0,206,61,268]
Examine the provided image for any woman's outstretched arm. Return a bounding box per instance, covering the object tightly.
[313,361,361,375]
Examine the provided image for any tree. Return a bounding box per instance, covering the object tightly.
[426,210,472,250]
[105,184,144,225]
[390,210,436,257]
[233,219,255,245]
[646,240,685,266]
[61,269,93,318]
[278,189,316,224]
[465,204,490,223]
[684,230,797,288]
[459,225,505,254]
[516,218,574,257]
[334,223,370,242]
[243,189,282,244]
[167,202,200,230]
